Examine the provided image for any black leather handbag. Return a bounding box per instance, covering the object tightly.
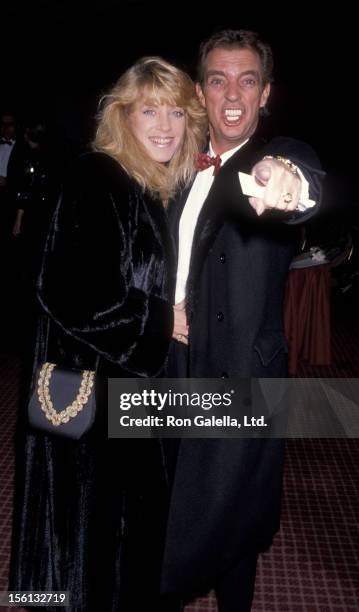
[28,361,96,439]
[28,315,97,439]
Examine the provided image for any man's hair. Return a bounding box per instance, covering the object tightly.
[94,56,207,200]
[197,29,274,88]
[0,112,17,127]
[24,121,47,145]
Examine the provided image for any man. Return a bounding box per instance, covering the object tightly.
[0,112,17,229]
[161,30,323,611]
[0,112,17,185]
[0,112,21,300]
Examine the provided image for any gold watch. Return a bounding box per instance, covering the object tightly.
[263,155,299,175]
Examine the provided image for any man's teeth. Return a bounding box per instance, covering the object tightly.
[225,109,243,121]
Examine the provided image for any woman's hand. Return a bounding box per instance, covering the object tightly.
[172,299,189,345]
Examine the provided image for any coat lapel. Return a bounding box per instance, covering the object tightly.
[167,180,195,259]
[186,136,266,313]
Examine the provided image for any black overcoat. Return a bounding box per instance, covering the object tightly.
[161,136,323,596]
[9,152,175,611]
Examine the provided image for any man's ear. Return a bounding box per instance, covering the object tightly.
[196,82,206,109]
[260,82,271,108]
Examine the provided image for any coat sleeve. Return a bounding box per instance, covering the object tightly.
[218,136,325,226]
[256,136,325,225]
[37,155,173,376]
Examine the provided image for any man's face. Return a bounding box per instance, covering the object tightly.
[0,115,16,141]
[196,47,270,155]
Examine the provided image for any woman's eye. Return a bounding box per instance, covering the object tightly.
[143,109,156,116]
[173,110,184,118]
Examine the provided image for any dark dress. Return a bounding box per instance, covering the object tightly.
[9,152,175,611]
[11,146,60,278]
[10,144,61,360]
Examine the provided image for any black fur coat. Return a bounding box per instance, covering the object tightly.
[38,151,174,376]
[9,152,176,611]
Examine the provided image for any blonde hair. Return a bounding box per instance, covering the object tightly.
[93,57,207,200]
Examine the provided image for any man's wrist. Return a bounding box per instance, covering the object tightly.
[263,155,299,176]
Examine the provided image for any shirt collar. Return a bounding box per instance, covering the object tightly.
[209,139,249,164]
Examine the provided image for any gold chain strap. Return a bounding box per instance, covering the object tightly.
[37,362,95,427]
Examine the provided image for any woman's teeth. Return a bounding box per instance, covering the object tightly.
[151,138,172,146]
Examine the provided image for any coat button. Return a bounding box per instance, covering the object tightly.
[221,372,228,378]
[217,311,224,322]
[220,253,226,263]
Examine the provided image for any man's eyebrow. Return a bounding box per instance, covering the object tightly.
[206,68,261,80]
[206,70,226,78]
[239,70,260,79]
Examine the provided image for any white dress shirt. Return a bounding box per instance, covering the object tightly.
[0,139,15,178]
[175,141,314,304]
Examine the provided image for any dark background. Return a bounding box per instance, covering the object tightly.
[1,0,356,202]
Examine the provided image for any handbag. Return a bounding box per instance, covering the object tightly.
[28,316,97,439]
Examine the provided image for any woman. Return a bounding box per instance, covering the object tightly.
[9,57,206,611]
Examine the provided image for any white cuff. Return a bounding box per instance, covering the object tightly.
[297,168,316,211]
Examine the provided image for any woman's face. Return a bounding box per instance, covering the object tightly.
[128,92,186,163]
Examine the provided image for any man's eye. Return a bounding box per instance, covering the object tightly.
[242,78,256,87]
[209,78,224,86]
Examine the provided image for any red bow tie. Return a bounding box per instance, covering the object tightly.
[196,153,222,176]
